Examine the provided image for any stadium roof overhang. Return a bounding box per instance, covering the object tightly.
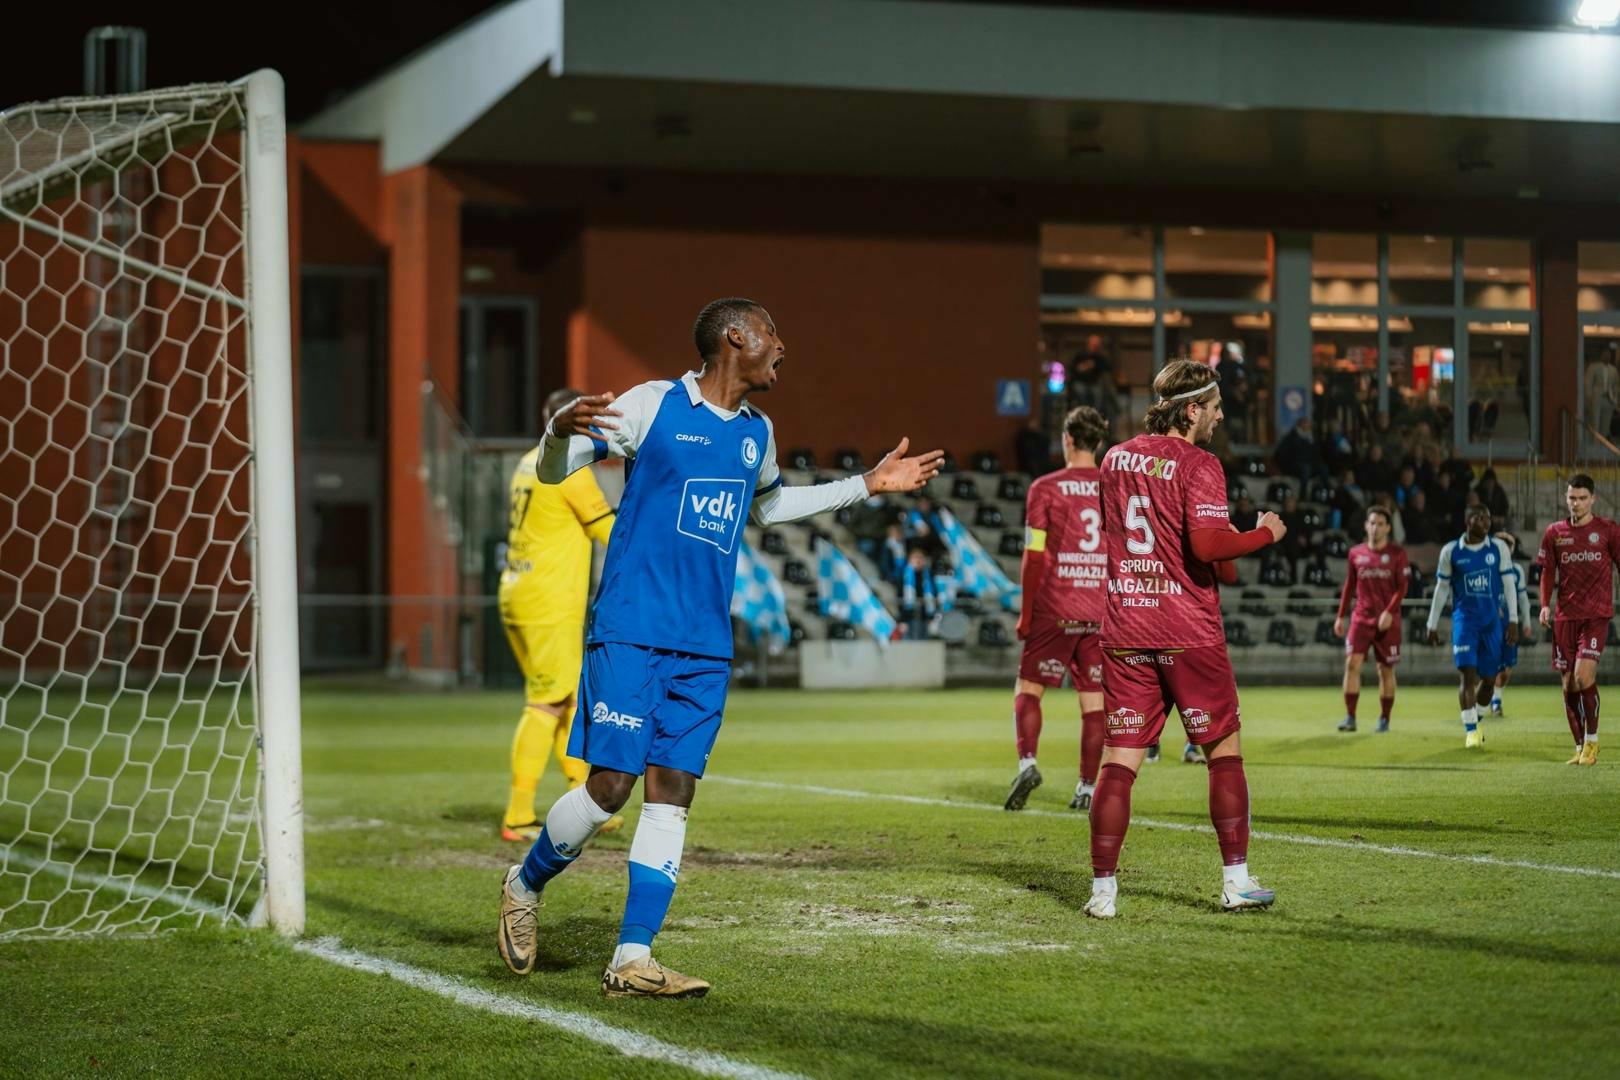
[302,0,1620,203]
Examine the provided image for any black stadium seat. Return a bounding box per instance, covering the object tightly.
[1266,481,1293,503]
[1239,589,1274,618]
[979,620,1012,647]
[998,477,1027,502]
[788,447,816,470]
[1267,619,1304,647]
[1315,618,1338,644]
[952,476,981,501]
[783,559,812,586]
[1304,561,1334,587]
[999,531,1024,557]
[972,450,1000,473]
[834,448,865,471]
[1286,589,1316,616]
[975,504,1004,527]
[1309,481,1336,505]
[1224,619,1255,647]
[1243,457,1268,477]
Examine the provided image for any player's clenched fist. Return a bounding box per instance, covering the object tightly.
[1258,511,1286,542]
[548,392,623,437]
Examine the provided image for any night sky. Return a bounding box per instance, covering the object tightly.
[1,1,1590,123]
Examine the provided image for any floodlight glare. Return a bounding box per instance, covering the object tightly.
[1575,0,1620,28]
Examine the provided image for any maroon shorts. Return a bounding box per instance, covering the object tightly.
[1553,618,1609,672]
[1101,645,1241,748]
[1346,619,1402,667]
[1018,622,1103,692]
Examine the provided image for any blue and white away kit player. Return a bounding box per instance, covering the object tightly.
[497,298,944,996]
[1428,505,1522,749]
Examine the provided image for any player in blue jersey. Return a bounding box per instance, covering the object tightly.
[496,298,943,996]
[1427,506,1521,748]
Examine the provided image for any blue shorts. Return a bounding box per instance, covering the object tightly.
[1500,641,1518,670]
[1451,622,1503,678]
[569,642,730,777]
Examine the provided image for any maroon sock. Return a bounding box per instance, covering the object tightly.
[1581,686,1600,737]
[1088,762,1136,876]
[1207,755,1250,867]
[1079,709,1105,785]
[1379,694,1394,722]
[1014,693,1043,760]
[1564,689,1586,746]
[1344,691,1359,720]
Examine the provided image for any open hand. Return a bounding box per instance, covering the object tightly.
[548,392,622,437]
[1376,611,1393,633]
[865,437,945,494]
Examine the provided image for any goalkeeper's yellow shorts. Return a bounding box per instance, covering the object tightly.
[501,618,585,706]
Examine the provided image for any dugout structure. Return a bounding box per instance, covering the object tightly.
[0,72,303,937]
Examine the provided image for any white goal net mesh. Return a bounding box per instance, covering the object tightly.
[0,82,265,937]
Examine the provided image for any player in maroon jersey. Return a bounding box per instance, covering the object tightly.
[1535,474,1620,765]
[1006,406,1110,813]
[1333,506,1409,734]
[1084,360,1286,919]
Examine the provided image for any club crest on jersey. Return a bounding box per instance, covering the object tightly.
[741,436,760,468]
[678,478,747,554]
[1485,552,1496,565]
[1591,531,1602,544]
[1380,553,1390,564]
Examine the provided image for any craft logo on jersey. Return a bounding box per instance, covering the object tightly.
[675,433,712,446]
[741,436,759,468]
[677,477,746,554]
[1106,449,1178,481]
[591,700,645,732]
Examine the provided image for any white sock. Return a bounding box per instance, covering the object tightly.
[1491,689,1503,705]
[1019,755,1038,772]
[1461,707,1477,728]
[545,784,615,853]
[1588,732,1600,744]
[1091,875,1117,897]
[1223,861,1250,889]
[1076,780,1095,796]
[611,943,651,969]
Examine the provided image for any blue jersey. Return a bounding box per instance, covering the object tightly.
[1432,535,1516,632]
[535,372,869,661]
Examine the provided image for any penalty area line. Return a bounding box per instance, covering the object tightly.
[705,776,1620,882]
[294,938,812,1080]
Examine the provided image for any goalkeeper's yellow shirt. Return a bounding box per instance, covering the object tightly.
[500,447,615,626]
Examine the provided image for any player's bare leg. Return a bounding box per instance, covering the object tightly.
[1073,688,1105,809]
[1084,743,1145,918]
[1572,657,1601,765]
[1338,653,1365,732]
[1006,678,1047,810]
[1376,663,1396,733]
[1457,667,1484,748]
[1205,732,1275,911]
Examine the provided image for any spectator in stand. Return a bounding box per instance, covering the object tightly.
[1402,488,1441,545]
[879,524,908,585]
[1439,444,1474,490]
[1015,418,1054,478]
[1475,468,1510,522]
[1331,469,1366,537]
[1394,465,1421,509]
[1321,420,1356,477]
[1371,410,1407,465]
[1584,348,1619,442]
[1231,492,1260,533]
[1275,417,1330,486]
[1067,336,1118,427]
[899,547,949,639]
[1430,470,1466,535]
[905,496,946,558]
[1278,492,1314,574]
[1357,443,1398,501]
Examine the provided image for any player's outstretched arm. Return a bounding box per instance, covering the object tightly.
[864,438,946,495]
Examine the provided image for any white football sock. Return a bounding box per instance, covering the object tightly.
[545,784,614,852]
[1461,707,1477,728]
[1223,861,1250,889]
[611,943,651,969]
[1091,875,1117,897]
[1019,755,1038,772]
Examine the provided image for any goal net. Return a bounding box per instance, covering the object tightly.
[0,73,303,938]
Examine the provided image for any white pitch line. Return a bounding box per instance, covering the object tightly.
[295,938,810,1080]
[3,849,230,920]
[705,775,1620,882]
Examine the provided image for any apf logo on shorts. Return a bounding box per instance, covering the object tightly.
[677,477,747,554]
[591,700,645,732]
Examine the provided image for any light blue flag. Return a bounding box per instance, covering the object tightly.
[936,506,1021,611]
[814,537,898,644]
[731,539,793,653]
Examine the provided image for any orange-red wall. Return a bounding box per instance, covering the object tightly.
[577,225,1037,462]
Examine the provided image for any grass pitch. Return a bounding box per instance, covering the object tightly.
[3,682,1619,1078]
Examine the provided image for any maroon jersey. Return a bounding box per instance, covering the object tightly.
[1024,466,1106,625]
[1098,434,1230,649]
[1341,543,1409,625]
[1537,516,1620,621]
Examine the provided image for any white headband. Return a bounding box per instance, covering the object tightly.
[1158,382,1217,403]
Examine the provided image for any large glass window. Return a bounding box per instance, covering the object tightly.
[1579,242,1620,452]
[1387,316,1456,445]
[1164,311,1273,446]
[1388,235,1454,307]
[1579,242,1620,312]
[300,270,384,443]
[1463,239,1533,310]
[1311,234,1377,308]
[459,297,538,440]
[1164,227,1271,302]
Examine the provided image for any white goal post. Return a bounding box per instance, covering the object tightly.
[0,71,304,937]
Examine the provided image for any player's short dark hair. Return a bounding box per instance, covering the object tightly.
[1365,505,1391,527]
[543,387,583,423]
[1143,360,1219,435]
[1063,406,1107,453]
[1569,473,1596,495]
[693,298,764,361]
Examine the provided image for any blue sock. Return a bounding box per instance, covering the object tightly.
[520,823,579,892]
[618,860,678,947]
